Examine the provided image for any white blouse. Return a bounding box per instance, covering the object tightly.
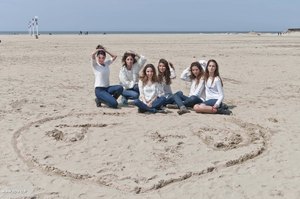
[180,66,205,98]
[205,76,224,107]
[138,80,159,102]
[119,56,147,89]
[158,67,176,98]
[91,58,112,88]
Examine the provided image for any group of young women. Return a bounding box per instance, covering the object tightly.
[91,44,232,115]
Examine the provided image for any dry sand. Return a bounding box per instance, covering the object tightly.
[0,33,299,198]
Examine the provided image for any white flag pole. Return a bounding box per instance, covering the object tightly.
[28,16,39,38]
[35,16,39,36]
[28,21,31,35]
[31,18,34,36]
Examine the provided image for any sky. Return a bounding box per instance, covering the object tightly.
[0,0,299,32]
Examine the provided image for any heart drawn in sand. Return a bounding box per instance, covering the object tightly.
[13,112,269,193]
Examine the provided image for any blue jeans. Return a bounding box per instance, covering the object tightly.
[95,85,123,108]
[164,94,175,106]
[122,84,139,100]
[203,99,222,107]
[173,91,202,108]
[134,97,166,113]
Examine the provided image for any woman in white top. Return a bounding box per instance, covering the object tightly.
[119,51,147,105]
[91,45,123,108]
[172,61,205,115]
[193,59,231,115]
[133,64,167,113]
[157,58,176,105]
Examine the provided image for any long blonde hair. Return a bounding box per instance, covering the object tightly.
[140,64,158,85]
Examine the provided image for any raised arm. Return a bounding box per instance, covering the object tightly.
[91,49,104,59]
[199,60,207,71]
[104,49,117,62]
[180,66,191,82]
[129,50,147,69]
[92,45,117,62]
[136,54,147,68]
[169,62,176,79]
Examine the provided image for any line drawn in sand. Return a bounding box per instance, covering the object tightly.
[12,112,270,194]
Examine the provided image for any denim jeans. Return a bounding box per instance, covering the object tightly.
[134,97,166,113]
[164,94,175,106]
[203,99,222,107]
[173,91,202,108]
[95,85,123,108]
[122,84,139,100]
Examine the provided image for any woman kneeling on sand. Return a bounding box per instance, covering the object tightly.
[91,45,123,108]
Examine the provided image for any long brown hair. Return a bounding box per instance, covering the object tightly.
[157,59,171,85]
[204,59,223,86]
[140,64,158,85]
[190,61,204,85]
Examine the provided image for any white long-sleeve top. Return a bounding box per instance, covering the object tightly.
[198,60,207,71]
[180,67,205,98]
[158,67,176,98]
[170,67,176,79]
[205,76,224,107]
[138,80,160,102]
[91,58,113,88]
[119,56,147,89]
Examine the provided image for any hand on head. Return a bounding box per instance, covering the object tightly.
[96,44,105,50]
[127,50,137,56]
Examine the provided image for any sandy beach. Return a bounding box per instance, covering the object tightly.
[0,33,300,198]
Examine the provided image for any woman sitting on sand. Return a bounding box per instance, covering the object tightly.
[92,45,123,108]
[157,58,176,105]
[134,64,167,113]
[168,61,206,115]
[193,59,231,115]
[119,50,147,105]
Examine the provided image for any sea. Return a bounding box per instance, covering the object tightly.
[0,30,279,35]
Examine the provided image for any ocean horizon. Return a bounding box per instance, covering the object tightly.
[0,30,280,35]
